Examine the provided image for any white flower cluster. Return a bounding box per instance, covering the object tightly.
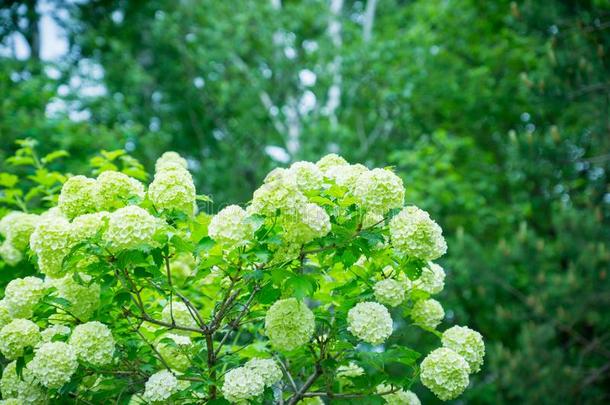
[390,206,447,261]
[1,361,45,404]
[249,176,308,218]
[337,362,364,382]
[29,215,73,278]
[282,203,331,244]
[156,333,192,372]
[288,161,323,193]
[142,370,179,402]
[161,301,199,330]
[3,276,45,318]
[148,153,196,214]
[326,163,368,191]
[208,205,254,249]
[347,301,393,345]
[0,211,38,265]
[264,298,315,351]
[373,279,405,307]
[407,262,445,295]
[420,347,470,401]
[0,319,40,359]
[96,170,145,211]
[441,325,485,373]
[315,153,348,172]
[40,324,71,342]
[57,175,99,219]
[46,274,101,321]
[411,298,445,329]
[71,211,109,241]
[377,384,420,405]
[353,168,405,215]
[104,205,161,251]
[27,341,78,388]
[0,303,11,330]
[244,358,283,387]
[69,321,115,366]
[221,366,265,403]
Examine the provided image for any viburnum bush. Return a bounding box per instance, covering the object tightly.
[0,140,484,404]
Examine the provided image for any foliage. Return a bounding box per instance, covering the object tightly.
[0,146,484,403]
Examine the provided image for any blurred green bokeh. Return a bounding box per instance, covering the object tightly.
[1,0,609,403]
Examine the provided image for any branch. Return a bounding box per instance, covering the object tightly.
[215,285,261,356]
[287,366,322,405]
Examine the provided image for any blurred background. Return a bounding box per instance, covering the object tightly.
[1,0,610,403]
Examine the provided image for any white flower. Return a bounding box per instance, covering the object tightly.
[316,154,349,173]
[27,341,78,388]
[248,177,308,218]
[0,319,40,359]
[377,384,421,405]
[390,206,447,261]
[46,274,100,321]
[161,301,199,330]
[103,206,161,252]
[29,216,73,278]
[373,279,406,307]
[0,211,38,250]
[265,298,315,351]
[156,333,192,372]
[96,170,145,211]
[3,277,45,319]
[221,366,265,403]
[411,299,444,329]
[442,325,485,373]
[288,161,323,193]
[155,151,188,171]
[208,205,254,248]
[407,262,445,295]
[282,203,331,244]
[336,362,364,381]
[40,324,71,342]
[69,321,115,366]
[0,361,45,404]
[142,370,179,402]
[58,175,98,219]
[420,348,470,401]
[0,242,22,266]
[347,302,393,345]
[148,165,196,214]
[244,358,283,387]
[353,168,405,215]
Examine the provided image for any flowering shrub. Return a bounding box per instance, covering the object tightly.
[0,141,484,403]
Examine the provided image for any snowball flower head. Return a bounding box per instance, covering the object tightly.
[40,324,71,342]
[58,175,98,219]
[325,163,368,191]
[316,153,349,173]
[142,370,179,402]
[148,166,196,214]
[0,211,38,250]
[408,262,445,295]
[373,279,405,307]
[411,299,444,329]
[156,333,192,372]
[0,361,45,404]
[221,366,265,403]
[442,325,485,373]
[377,384,420,405]
[96,170,145,211]
[353,168,405,215]
[282,203,331,244]
[265,298,315,351]
[420,347,470,401]
[347,301,393,345]
[27,341,78,388]
[104,206,160,251]
[0,302,11,330]
[0,242,22,266]
[29,216,73,278]
[249,177,308,218]
[390,206,447,261]
[155,151,188,171]
[161,301,199,330]
[288,161,323,193]
[69,321,115,366]
[244,358,283,387]
[3,277,45,318]
[337,362,365,380]
[47,274,100,321]
[0,319,40,359]
[71,211,110,241]
[208,205,254,248]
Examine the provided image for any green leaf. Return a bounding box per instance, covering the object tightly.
[257,284,281,304]
[285,274,318,299]
[41,150,69,164]
[0,173,18,188]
